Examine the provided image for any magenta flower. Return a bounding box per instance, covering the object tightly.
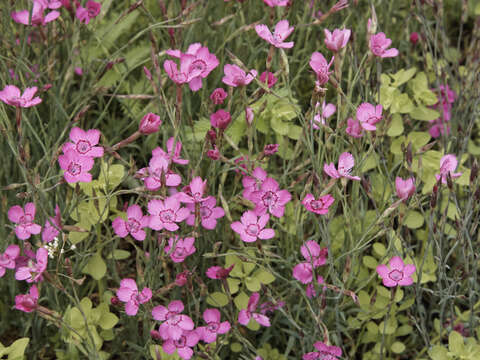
[356,102,382,131]
[148,196,190,232]
[255,20,294,49]
[376,256,416,287]
[263,0,289,6]
[346,117,365,138]
[250,177,291,218]
[62,127,104,158]
[42,204,61,243]
[164,54,203,89]
[15,247,48,283]
[259,71,278,88]
[301,241,327,267]
[302,194,334,215]
[176,177,208,204]
[238,292,271,327]
[292,262,314,284]
[369,32,399,58]
[8,203,42,240]
[242,167,267,201]
[309,52,334,86]
[152,300,195,340]
[139,113,162,134]
[324,28,351,52]
[303,342,342,360]
[0,245,20,278]
[263,144,279,156]
[324,152,361,181]
[410,32,419,44]
[435,154,462,184]
[395,177,416,200]
[112,204,149,241]
[197,309,231,343]
[162,330,199,360]
[245,107,254,125]
[210,109,232,130]
[152,137,189,165]
[210,88,228,105]
[58,149,94,183]
[305,276,325,299]
[15,285,39,313]
[141,155,181,191]
[0,85,42,107]
[206,146,220,161]
[231,211,275,243]
[164,236,196,263]
[429,118,450,138]
[11,0,61,26]
[222,64,257,87]
[76,0,101,24]
[313,101,336,128]
[206,265,234,280]
[186,196,225,230]
[116,278,152,316]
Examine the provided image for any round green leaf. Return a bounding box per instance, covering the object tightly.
[391,341,406,354]
[206,292,229,307]
[404,211,424,229]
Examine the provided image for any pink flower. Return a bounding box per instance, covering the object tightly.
[306,276,325,298]
[346,117,365,138]
[76,0,101,24]
[312,101,336,128]
[255,20,294,49]
[302,194,334,215]
[210,88,227,105]
[323,152,361,181]
[58,149,94,183]
[435,154,462,184]
[292,262,314,284]
[242,167,267,201]
[152,300,195,340]
[164,54,203,89]
[395,177,416,200]
[15,247,48,283]
[197,309,231,343]
[152,137,189,165]
[186,196,225,230]
[141,155,182,191]
[230,210,275,243]
[164,236,196,263]
[206,146,220,160]
[356,102,383,131]
[0,245,20,278]
[376,256,416,287]
[222,64,257,87]
[116,278,152,316]
[263,144,279,156]
[139,113,162,134]
[206,265,234,280]
[147,196,190,232]
[15,285,39,313]
[162,330,199,360]
[429,118,450,138]
[309,52,334,86]
[324,28,351,52]
[112,205,149,241]
[245,107,254,125]
[8,203,42,240]
[0,85,42,107]
[369,32,399,58]
[176,177,208,204]
[301,241,327,267]
[250,177,292,218]
[42,204,61,243]
[303,342,342,360]
[238,292,271,327]
[210,109,232,130]
[11,0,61,26]
[263,0,289,6]
[62,127,104,158]
[410,32,419,45]
[259,71,278,88]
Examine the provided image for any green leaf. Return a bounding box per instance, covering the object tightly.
[254,269,275,285]
[373,243,387,258]
[404,210,424,229]
[363,256,378,269]
[6,338,29,360]
[82,253,107,280]
[358,291,370,309]
[245,276,261,292]
[230,343,242,352]
[360,152,378,172]
[106,249,130,260]
[226,278,241,294]
[390,68,417,87]
[97,163,125,191]
[271,117,289,136]
[234,291,250,310]
[387,114,404,137]
[408,132,431,152]
[391,92,414,114]
[98,312,118,330]
[449,331,465,354]
[391,341,406,354]
[410,106,440,121]
[206,292,229,307]
[428,345,449,360]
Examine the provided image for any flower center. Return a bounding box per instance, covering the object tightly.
[246,224,260,236]
[173,247,186,259]
[310,200,323,210]
[19,214,33,226]
[189,59,207,76]
[262,191,278,207]
[68,162,81,176]
[76,140,91,154]
[174,336,186,348]
[126,218,140,233]
[168,315,181,326]
[159,209,175,223]
[175,73,188,84]
[207,322,219,332]
[233,76,245,86]
[389,269,403,282]
[200,206,212,219]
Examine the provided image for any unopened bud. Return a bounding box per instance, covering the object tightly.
[207,129,217,144]
[110,296,119,305]
[143,66,152,81]
[245,107,254,126]
[139,113,162,134]
[470,161,478,184]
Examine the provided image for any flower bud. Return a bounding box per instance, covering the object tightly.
[245,107,254,126]
[210,109,231,130]
[410,32,419,45]
[143,66,152,81]
[210,88,228,105]
[206,146,220,160]
[263,144,279,156]
[139,112,162,134]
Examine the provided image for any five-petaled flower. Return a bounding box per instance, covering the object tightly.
[222,64,257,87]
[395,177,416,200]
[116,278,152,316]
[164,236,196,263]
[255,20,294,49]
[369,32,399,58]
[356,102,383,131]
[324,152,361,181]
[8,203,42,240]
[197,308,231,343]
[15,247,48,283]
[0,245,20,278]
[62,127,104,158]
[152,300,195,340]
[112,204,150,241]
[435,154,462,184]
[58,149,94,183]
[238,292,271,327]
[376,256,416,287]
[15,285,39,313]
[0,85,42,107]
[324,28,351,52]
[76,0,101,25]
[250,177,292,218]
[148,197,190,232]
[186,196,225,230]
[230,210,275,243]
[309,52,334,86]
[302,194,335,215]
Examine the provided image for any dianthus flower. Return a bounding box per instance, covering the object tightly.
[148,197,190,232]
[324,152,361,181]
[15,285,39,313]
[255,20,294,49]
[309,52,334,85]
[435,154,462,184]
[116,278,152,316]
[76,0,101,25]
[324,28,351,52]
[0,245,20,278]
[356,102,383,131]
[313,101,336,128]
[250,177,291,218]
[186,196,225,230]
[152,137,189,165]
[11,0,61,26]
[395,177,416,200]
[197,308,231,343]
[242,167,267,201]
[302,194,334,215]
[8,203,42,240]
[162,330,199,360]
[15,247,48,283]
[0,85,42,107]
[210,88,228,105]
[369,32,399,58]
[152,300,195,340]
[58,149,94,183]
[42,204,61,243]
[238,292,271,327]
[222,64,257,87]
[376,256,416,287]
[231,210,275,243]
[112,204,149,241]
[62,127,104,158]
[164,236,196,263]
[346,117,365,138]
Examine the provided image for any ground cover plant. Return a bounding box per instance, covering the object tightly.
[1,0,480,359]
